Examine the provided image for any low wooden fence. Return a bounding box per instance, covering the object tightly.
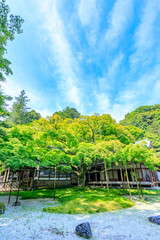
[0,181,18,192]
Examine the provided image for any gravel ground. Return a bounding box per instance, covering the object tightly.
[0,195,160,240]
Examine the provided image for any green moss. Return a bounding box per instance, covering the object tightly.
[0,187,159,214]
[42,187,135,214]
[0,202,5,214]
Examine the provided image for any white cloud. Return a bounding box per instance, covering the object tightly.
[96,93,110,112]
[105,0,133,45]
[38,109,53,118]
[78,0,98,26]
[110,65,160,121]
[130,0,160,68]
[95,91,135,122]
[37,0,84,111]
[78,0,100,46]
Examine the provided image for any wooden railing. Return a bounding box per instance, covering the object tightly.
[0,181,18,192]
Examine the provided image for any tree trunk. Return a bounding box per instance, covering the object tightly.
[125,165,132,200]
[104,161,109,196]
[78,172,86,187]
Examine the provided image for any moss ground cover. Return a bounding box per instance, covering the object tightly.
[1,187,159,214]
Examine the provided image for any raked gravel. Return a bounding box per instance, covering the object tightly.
[0,195,160,240]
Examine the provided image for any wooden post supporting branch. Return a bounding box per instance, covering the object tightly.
[3,169,7,188]
[149,169,154,185]
[120,167,124,193]
[104,161,109,196]
[136,164,143,197]
[13,170,22,206]
[125,165,132,200]
[6,169,10,182]
[133,163,140,199]
[8,171,14,204]
[53,167,57,200]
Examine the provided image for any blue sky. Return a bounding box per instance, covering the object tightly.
[2,0,160,122]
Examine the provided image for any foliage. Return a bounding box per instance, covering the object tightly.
[25,110,41,123]
[0,125,37,171]
[34,114,135,186]
[1,113,159,184]
[54,106,81,119]
[0,202,5,214]
[0,88,12,118]
[114,142,159,170]
[0,0,24,81]
[8,90,30,125]
[120,105,160,151]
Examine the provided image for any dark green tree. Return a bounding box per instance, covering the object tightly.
[25,110,41,123]
[54,106,81,119]
[9,90,30,124]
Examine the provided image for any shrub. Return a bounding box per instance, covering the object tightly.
[0,202,5,214]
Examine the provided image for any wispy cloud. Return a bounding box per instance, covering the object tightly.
[78,0,98,26]
[130,0,160,68]
[105,0,133,45]
[78,0,100,46]
[111,65,160,120]
[37,0,84,111]
[98,53,124,90]
[95,91,135,122]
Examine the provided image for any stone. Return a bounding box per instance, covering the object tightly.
[12,201,21,206]
[148,215,160,225]
[0,209,4,214]
[144,197,152,201]
[76,222,92,239]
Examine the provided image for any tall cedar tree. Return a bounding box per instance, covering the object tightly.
[10,90,30,124]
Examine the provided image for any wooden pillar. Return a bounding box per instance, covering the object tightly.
[95,166,97,182]
[140,163,144,181]
[136,164,143,197]
[88,173,90,182]
[53,167,57,200]
[120,167,124,192]
[6,169,10,182]
[149,169,154,184]
[133,163,140,199]
[104,161,109,196]
[125,165,132,200]
[49,170,51,181]
[3,169,7,183]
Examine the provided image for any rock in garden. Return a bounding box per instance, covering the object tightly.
[144,197,151,201]
[0,202,5,214]
[148,215,160,225]
[12,201,21,206]
[76,222,92,239]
